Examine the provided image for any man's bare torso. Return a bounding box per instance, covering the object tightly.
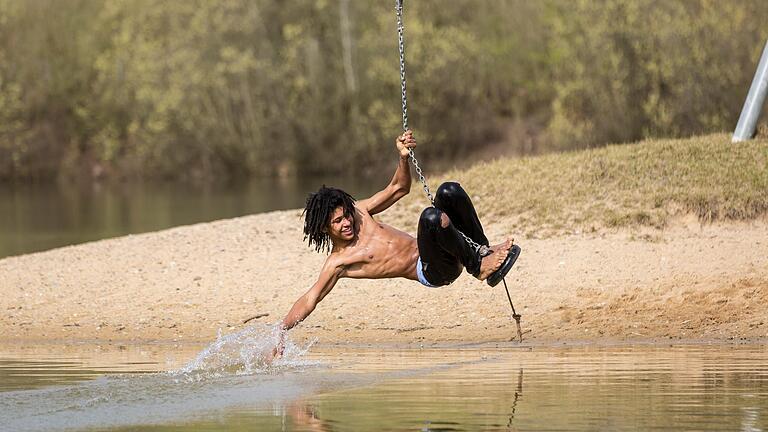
[331,204,419,281]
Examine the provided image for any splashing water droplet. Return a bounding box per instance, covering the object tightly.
[171,323,316,380]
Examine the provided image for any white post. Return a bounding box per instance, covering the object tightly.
[733,40,768,143]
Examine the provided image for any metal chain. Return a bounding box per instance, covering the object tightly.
[395,0,433,205]
[395,0,408,132]
[395,0,489,257]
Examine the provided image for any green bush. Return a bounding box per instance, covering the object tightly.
[0,0,766,181]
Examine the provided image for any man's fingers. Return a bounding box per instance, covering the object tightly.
[397,131,415,151]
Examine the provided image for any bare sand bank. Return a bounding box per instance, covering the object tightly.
[1,210,766,345]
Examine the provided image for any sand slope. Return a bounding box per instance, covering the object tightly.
[1,210,766,345]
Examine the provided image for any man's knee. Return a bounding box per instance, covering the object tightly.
[419,207,450,229]
[436,181,464,203]
[439,212,450,228]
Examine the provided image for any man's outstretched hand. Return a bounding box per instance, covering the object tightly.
[265,332,286,364]
[396,130,417,158]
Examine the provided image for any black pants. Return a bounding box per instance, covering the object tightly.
[417,182,489,286]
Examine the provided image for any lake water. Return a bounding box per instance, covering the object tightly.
[0,177,382,258]
[2,335,767,431]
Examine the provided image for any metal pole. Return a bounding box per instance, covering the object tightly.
[733,40,768,143]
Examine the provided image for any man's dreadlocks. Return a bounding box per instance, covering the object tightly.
[302,186,356,253]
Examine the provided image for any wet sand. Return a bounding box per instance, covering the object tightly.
[1,210,766,345]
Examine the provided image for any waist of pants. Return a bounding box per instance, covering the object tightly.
[416,257,440,288]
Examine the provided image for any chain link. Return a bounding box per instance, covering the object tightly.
[395,0,489,257]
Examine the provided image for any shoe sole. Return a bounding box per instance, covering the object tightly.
[486,244,521,287]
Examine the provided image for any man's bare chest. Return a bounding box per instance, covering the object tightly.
[340,223,416,278]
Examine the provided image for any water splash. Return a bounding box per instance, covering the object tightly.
[173,323,317,379]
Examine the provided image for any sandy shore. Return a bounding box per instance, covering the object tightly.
[1,210,766,345]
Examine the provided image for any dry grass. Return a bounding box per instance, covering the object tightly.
[381,133,768,237]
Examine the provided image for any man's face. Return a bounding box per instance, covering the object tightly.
[327,206,355,242]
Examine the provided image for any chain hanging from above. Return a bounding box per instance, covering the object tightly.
[395,0,433,205]
[395,0,490,257]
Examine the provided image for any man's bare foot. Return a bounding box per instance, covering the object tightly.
[476,239,513,280]
[487,238,514,255]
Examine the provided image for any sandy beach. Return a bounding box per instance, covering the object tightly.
[1,209,766,346]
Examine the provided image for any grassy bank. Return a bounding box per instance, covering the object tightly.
[383,133,768,236]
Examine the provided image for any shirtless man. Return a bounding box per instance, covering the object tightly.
[272,130,516,356]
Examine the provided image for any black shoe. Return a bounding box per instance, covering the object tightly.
[486,244,521,287]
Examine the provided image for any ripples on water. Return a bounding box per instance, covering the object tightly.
[0,324,324,432]
[174,323,318,379]
[1,340,767,431]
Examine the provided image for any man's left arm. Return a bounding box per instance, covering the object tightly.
[358,130,415,216]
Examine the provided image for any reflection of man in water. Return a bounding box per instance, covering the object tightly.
[289,401,328,431]
[272,130,514,357]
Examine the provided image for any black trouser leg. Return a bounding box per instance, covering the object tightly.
[433,181,489,247]
[416,182,488,286]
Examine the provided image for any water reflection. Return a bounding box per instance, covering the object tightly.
[0,176,382,258]
[1,344,767,431]
[293,345,768,432]
[506,368,524,431]
[289,401,332,432]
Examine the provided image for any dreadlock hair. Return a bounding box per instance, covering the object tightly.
[302,185,356,253]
